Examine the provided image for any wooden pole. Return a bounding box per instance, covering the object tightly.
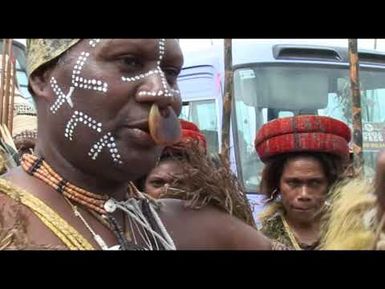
[3,39,12,126]
[9,43,16,135]
[0,39,8,125]
[220,39,234,161]
[348,39,364,175]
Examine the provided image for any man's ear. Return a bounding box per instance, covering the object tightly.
[28,67,53,101]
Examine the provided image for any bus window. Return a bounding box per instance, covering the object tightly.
[181,99,219,154]
[234,64,385,192]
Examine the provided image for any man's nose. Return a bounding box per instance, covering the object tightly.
[136,71,182,116]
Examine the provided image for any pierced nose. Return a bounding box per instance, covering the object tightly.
[148,104,181,145]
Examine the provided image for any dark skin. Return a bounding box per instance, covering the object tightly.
[0,39,271,249]
[145,159,184,199]
[279,156,328,246]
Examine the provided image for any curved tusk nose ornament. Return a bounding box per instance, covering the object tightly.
[149,104,182,145]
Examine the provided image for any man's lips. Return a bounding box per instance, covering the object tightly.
[121,119,157,147]
[123,119,150,133]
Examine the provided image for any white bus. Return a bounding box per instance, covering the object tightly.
[178,40,385,218]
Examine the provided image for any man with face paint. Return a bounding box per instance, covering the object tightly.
[0,39,272,250]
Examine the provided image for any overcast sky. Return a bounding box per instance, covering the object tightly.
[179,39,385,52]
[15,38,385,53]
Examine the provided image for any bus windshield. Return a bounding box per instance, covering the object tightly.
[178,64,221,154]
[233,63,385,193]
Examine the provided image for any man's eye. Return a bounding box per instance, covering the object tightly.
[162,67,180,84]
[163,68,180,77]
[120,56,143,71]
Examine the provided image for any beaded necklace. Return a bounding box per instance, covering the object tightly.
[20,153,145,250]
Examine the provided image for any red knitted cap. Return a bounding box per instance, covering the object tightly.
[179,119,207,149]
[255,115,351,162]
[163,119,207,154]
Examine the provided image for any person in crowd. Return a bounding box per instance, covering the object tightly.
[255,115,351,249]
[142,118,255,227]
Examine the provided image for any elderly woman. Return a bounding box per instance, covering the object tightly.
[0,39,272,250]
[256,115,351,250]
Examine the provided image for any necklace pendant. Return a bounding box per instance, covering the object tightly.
[104,199,117,213]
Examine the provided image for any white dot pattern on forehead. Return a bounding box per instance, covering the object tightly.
[89,39,101,48]
[158,38,165,62]
[121,39,180,99]
[64,111,103,141]
[88,132,123,164]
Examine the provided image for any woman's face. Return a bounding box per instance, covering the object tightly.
[35,39,183,182]
[144,159,184,198]
[279,156,329,224]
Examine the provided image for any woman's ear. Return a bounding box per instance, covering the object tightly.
[28,67,53,101]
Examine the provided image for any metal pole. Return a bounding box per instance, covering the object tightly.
[220,39,234,161]
[348,39,364,175]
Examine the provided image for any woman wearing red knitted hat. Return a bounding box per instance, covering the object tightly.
[255,115,351,250]
[143,119,256,227]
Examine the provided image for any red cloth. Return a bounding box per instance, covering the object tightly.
[180,119,207,149]
[255,115,351,162]
[164,119,207,153]
[179,119,207,150]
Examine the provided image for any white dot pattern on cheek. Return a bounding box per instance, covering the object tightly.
[71,51,108,93]
[121,39,180,99]
[65,110,103,141]
[88,132,123,164]
[50,77,68,113]
[56,39,123,166]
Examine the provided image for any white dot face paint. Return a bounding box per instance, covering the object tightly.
[121,39,180,99]
[71,49,108,93]
[50,39,124,165]
[50,77,67,113]
[65,111,103,141]
[88,132,123,164]
[89,39,100,47]
[57,39,194,166]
